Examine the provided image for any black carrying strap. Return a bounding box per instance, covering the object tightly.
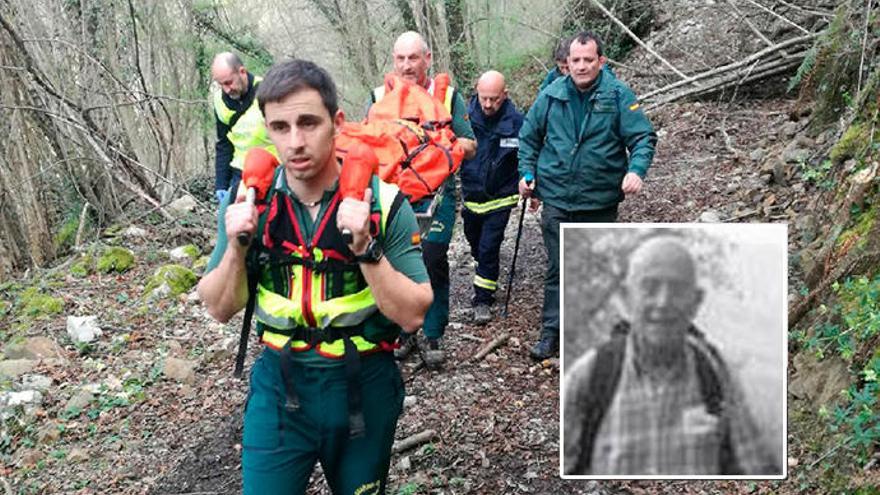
[574,322,738,475]
[343,337,366,438]
[572,322,628,475]
[273,327,367,438]
[234,255,262,379]
[691,334,741,475]
[279,337,301,412]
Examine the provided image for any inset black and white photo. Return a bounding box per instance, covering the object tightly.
[560,224,786,480]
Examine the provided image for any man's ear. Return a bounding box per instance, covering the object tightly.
[333,109,346,135]
[425,50,433,67]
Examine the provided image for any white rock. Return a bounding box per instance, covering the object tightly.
[123,226,148,238]
[1,390,43,408]
[698,210,722,223]
[169,246,194,261]
[169,195,198,213]
[20,374,52,391]
[66,315,102,344]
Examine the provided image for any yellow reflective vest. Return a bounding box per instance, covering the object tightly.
[253,171,403,358]
[212,75,277,172]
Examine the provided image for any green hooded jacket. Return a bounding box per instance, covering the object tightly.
[518,70,656,211]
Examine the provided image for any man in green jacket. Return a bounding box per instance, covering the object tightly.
[518,31,657,360]
[537,37,569,94]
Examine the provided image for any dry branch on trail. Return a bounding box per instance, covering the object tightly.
[391,430,437,454]
[471,333,510,361]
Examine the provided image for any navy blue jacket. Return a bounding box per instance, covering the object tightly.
[460,96,524,206]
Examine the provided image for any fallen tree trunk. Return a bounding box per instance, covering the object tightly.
[646,55,805,109]
[640,33,818,102]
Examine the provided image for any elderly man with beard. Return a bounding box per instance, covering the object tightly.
[562,236,779,476]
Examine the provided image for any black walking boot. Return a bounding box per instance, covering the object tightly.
[529,334,559,361]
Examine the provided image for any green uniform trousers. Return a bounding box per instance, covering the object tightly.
[242,349,405,495]
[421,176,457,339]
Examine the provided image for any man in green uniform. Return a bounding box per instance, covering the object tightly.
[538,37,570,93]
[211,52,277,203]
[518,31,657,360]
[368,31,476,367]
[198,59,432,494]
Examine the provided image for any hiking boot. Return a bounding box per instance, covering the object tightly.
[529,334,559,361]
[421,337,445,369]
[394,334,417,360]
[473,304,492,325]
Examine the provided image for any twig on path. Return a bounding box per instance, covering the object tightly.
[726,0,775,50]
[392,430,437,454]
[741,0,811,34]
[471,333,510,361]
[725,209,760,222]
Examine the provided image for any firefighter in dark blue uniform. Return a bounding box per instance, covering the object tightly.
[460,71,524,324]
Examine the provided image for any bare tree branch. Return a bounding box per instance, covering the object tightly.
[588,0,689,80]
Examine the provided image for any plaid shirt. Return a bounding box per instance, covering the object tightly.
[563,331,778,476]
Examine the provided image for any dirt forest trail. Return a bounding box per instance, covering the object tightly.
[147,96,799,495]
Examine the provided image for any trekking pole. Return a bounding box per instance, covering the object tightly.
[503,176,533,317]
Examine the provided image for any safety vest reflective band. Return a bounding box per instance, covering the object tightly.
[212,75,278,171]
[463,194,519,214]
[372,79,455,114]
[255,176,401,358]
[474,275,498,291]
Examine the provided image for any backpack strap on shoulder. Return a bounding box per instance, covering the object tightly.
[573,320,630,474]
[688,326,742,475]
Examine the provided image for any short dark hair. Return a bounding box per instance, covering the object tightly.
[553,36,570,62]
[257,59,338,117]
[570,31,604,57]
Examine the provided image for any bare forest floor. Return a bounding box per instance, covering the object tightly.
[5,90,842,494]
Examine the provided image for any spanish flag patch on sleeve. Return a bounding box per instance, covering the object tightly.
[628,103,640,111]
[411,232,421,245]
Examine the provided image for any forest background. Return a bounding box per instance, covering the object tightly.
[2,0,880,493]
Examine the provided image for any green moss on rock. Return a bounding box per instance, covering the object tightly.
[182,245,200,259]
[144,264,197,299]
[97,247,135,274]
[830,123,871,164]
[70,253,94,278]
[836,204,876,255]
[18,287,64,317]
[53,216,79,250]
[193,255,210,272]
